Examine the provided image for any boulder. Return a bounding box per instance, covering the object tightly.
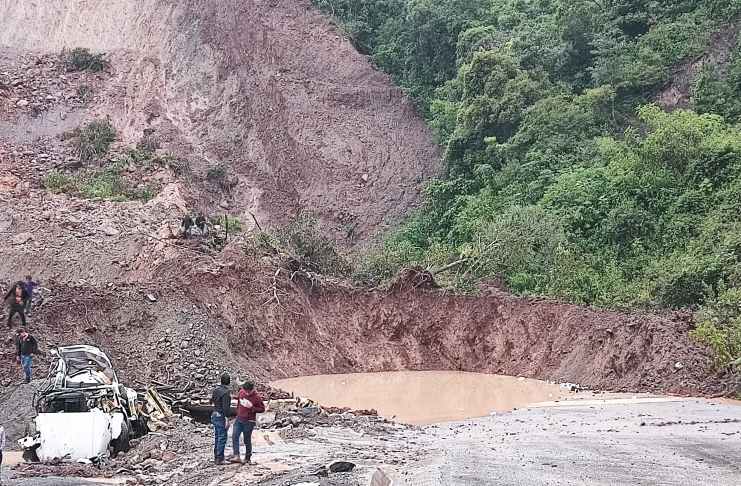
[12,232,33,245]
[329,461,356,473]
[100,224,120,236]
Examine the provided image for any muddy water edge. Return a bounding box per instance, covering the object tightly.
[271,370,575,424]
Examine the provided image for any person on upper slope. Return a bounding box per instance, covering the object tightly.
[4,282,29,328]
[23,275,38,316]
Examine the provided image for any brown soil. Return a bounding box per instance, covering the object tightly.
[201,260,734,396]
[0,0,441,243]
[657,21,740,109]
[1,256,731,398]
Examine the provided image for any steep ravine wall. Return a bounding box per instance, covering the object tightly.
[199,265,733,397]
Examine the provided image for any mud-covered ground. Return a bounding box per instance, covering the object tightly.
[2,396,740,485]
[409,397,741,485]
[0,0,441,242]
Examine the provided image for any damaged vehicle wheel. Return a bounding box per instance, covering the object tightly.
[22,446,39,463]
[111,420,131,457]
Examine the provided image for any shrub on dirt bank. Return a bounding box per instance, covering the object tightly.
[352,238,426,286]
[691,287,741,370]
[61,47,109,73]
[43,165,154,202]
[75,84,94,103]
[43,170,76,194]
[211,215,243,233]
[255,213,351,276]
[67,119,117,163]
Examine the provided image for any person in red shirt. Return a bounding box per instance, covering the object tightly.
[229,381,265,464]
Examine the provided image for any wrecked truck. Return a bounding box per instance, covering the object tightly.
[19,345,147,463]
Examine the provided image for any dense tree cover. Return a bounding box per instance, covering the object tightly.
[315,1,741,362]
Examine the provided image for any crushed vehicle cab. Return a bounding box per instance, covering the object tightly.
[19,345,147,463]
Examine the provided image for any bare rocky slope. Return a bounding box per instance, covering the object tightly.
[0,0,440,242]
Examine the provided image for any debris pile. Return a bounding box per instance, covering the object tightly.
[109,416,212,483]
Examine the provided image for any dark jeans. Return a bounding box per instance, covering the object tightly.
[20,354,32,383]
[211,412,227,461]
[7,305,26,327]
[232,419,255,460]
[24,296,32,314]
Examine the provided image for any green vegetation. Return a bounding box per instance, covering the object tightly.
[211,215,244,233]
[75,84,94,103]
[61,47,109,73]
[43,145,163,202]
[69,119,117,163]
[206,165,227,182]
[691,287,741,369]
[136,133,160,155]
[43,165,154,202]
[257,213,352,276]
[314,0,741,363]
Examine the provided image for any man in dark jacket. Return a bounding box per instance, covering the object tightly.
[5,282,29,328]
[229,381,265,465]
[210,373,232,465]
[16,329,38,383]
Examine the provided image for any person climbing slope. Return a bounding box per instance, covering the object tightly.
[23,275,38,316]
[15,328,38,384]
[4,282,28,328]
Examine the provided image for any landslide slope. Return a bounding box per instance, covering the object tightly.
[0,0,440,243]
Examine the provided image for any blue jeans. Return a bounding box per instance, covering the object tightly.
[20,354,32,382]
[211,412,227,461]
[232,420,255,459]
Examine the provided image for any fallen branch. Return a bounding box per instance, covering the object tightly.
[262,268,283,307]
[249,211,263,232]
[431,259,468,276]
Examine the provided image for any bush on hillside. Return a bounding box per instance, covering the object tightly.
[71,119,117,163]
[61,47,109,73]
[43,159,155,203]
[269,213,351,276]
[691,287,741,369]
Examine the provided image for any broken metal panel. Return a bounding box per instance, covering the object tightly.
[56,345,118,386]
[32,409,124,461]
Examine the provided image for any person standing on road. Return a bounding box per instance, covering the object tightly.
[229,381,265,465]
[4,282,28,328]
[23,275,38,316]
[15,328,38,384]
[0,423,5,484]
[210,373,232,465]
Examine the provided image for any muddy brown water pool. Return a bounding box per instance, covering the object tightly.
[271,371,575,424]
